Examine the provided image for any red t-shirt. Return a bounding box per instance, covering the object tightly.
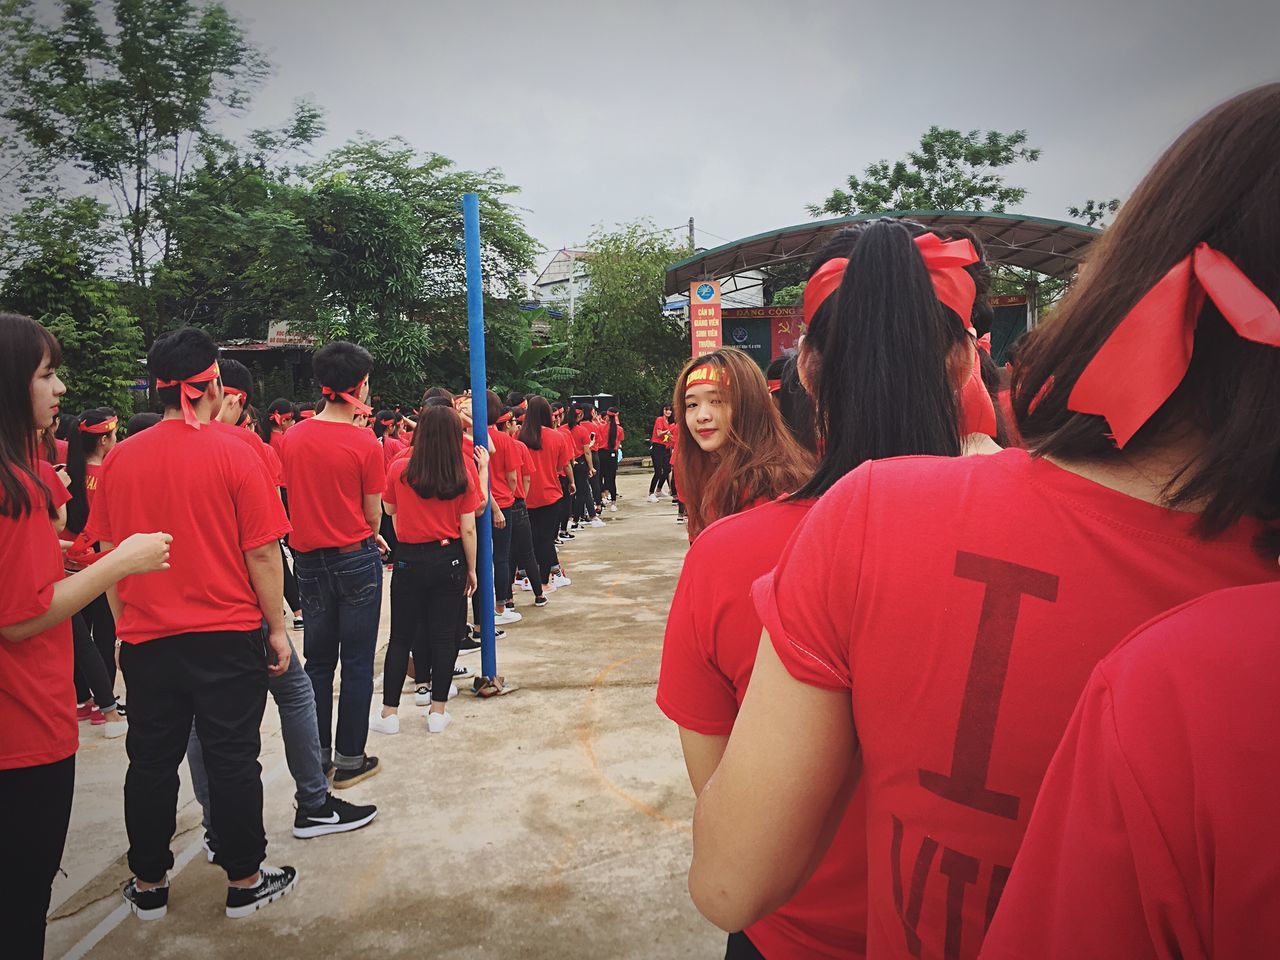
[488,427,520,509]
[599,418,625,452]
[84,461,103,506]
[209,419,281,487]
[85,419,291,644]
[652,416,675,448]
[753,449,1278,960]
[515,441,535,500]
[522,428,571,509]
[980,582,1280,960]
[660,498,868,959]
[571,423,594,458]
[382,435,406,471]
[383,457,484,543]
[279,418,385,552]
[54,437,68,463]
[0,469,76,770]
[268,430,287,461]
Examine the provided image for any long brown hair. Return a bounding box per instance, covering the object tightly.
[675,348,815,539]
[1014,83,1280,537]
[0,313,61,518]
[404,404,468,501]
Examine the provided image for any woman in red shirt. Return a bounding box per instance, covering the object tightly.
[599,407,625,508]
[0,313,171,959]
[64,407,126,736]
[648,403,676,501]
[519,396,573,591]
[373,403,482,735]
[689,85,1280,960]
[674,348,814,542]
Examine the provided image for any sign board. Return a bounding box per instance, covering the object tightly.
[129,376,150,392]
[266,319,318,349]
[690,281,722,358]
[722,307,806,370]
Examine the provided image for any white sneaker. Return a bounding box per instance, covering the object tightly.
[103,719,128,739]
[646,493,658,503]
[414,685,432,706]
[495,610,523,625]
[426,711,452,733]
[550,573,572,589]
[590,518,605,528]
[610,504,618,513]
[369,712,400,735]
[519,577,533,592]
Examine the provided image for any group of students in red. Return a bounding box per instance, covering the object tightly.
[658,84,1280,960]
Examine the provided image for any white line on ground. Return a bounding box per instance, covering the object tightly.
[59,757,290,960]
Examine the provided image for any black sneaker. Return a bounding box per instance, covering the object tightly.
[561,532,575,540]
[293,794,378,839]
[292,616,304,630]
[467,629,506,642]
[225,865,298,919]
[332,755,380,790]
[534,595,549,607]
[202,830,219,863]
[123,877,169,921]
[453,663,474,681]
[503,600,515,611]
[457,636,482,653]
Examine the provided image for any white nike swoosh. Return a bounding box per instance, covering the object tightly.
[307,812,341,824]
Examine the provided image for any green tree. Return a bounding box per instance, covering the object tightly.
[808,127,1041,218]
[487,311,578,397]
[568,221,688,454]
[1068,197,1121,228]
[3,0,271,343]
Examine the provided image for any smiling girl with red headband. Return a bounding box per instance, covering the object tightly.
[688,87,1280,960]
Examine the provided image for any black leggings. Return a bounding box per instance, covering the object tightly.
[507,500,543,598]
[558,477,572,535]
[72,595,117,710]
[528,503,561,586]
[572,459,593,523]
[281,541,300,614]
[600,451,619,499]
[725,932,766,959]
[650,444,672,494]
[0,755,75,960]
[385,541,466,705]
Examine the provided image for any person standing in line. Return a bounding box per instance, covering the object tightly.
[599,407,624,509]
[519,397,573,592]
[689,85,1280,960]
[280,341,387,789]
[568,405,597,529]
[648,403,676,501]
[0,314,172,958]
[81,327,299,921]
[371,402,481,735]
[485,393,524,625]
[503,409,548,607]
[258,397,302,629]
[373,409,406,567]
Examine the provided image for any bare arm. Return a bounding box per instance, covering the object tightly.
[689,630,857,932]
[678,728,730,796]
[460,511,477,597]
[243,541,289,677]
[2,533,171,643]
[363,492,382,538]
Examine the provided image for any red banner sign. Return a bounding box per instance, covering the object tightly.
[690,281,722,357]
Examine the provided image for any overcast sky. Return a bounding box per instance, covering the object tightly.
[208,0,1280,263]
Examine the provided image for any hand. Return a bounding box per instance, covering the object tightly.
[568,483,576,495]
[464,570,477,597]
[54,465,71,488]
[113,532,172,575]
[473,445,490,469]
[265,628,291,677]
[492,507,506,529]
[375,534,390,559]
[217,392,244,425]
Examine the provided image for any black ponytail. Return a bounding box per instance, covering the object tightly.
[795,220,963,500]
[66,408,114,533]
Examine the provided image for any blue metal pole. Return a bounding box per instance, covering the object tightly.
[463,192,497,680]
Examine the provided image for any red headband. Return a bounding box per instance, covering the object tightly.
[319,377,372,416]
[224,387,248,403]
[378,417,396,426]
[79,416,118,435]
[803,234,980,326]
[156,360,220,429]
[299,409,316,419]
[270,410,293,426]
[1069,243,1280,448]
[685,364,727,389]
[767,379,783,393]
[496,411,513,425]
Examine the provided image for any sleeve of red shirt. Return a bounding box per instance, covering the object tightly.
[751,464,872,691]
[36,461,71,511]
[82,458,113,545]
[262,443,284,487]
[0,497,58,626]
[464,459,484,515]
[382,459,403,507]
[658,537,739,736]
[979,664,1182,960]
[362,435,386,495]
[233,456,292,552]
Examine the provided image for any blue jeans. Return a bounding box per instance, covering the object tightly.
[294,543,383,771]
[186,635,328,828]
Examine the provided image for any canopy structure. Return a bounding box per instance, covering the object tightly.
[665,210,1101,297]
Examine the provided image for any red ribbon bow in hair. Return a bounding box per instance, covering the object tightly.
[1068,243,1280,448]
[802,234,980,326]
[78,416,118,435]
[319,376,373,416]
[156,361,220,429]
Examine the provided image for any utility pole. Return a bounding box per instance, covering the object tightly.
[688,217,695,251]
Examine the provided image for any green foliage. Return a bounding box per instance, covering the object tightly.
[487,312,579,397]
[809,127,1041,218]
[568,221,689,456]
[770,283,805,306]
[1068,197,1121,228]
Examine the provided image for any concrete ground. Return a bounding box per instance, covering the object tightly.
[44,470,723,960]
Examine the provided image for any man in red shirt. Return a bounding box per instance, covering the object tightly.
[85,327,298,920]
[279,341,387,790]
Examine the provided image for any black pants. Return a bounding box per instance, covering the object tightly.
[0,754,75,960]
[387,541,466,705]
[73,592,117,705]
[600,451,619,500]
[72,603,117,712]
[120,630,268,882]
[572,459,593,523]
[492,513,514,603]
[507,500,543,598]
[558,476,572,534]
[281,541,301,615]
[725,932,765,959]
[589,452,603,510]
[650,444,672,494]
[528,503,561,586]
[379,508,398,565]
